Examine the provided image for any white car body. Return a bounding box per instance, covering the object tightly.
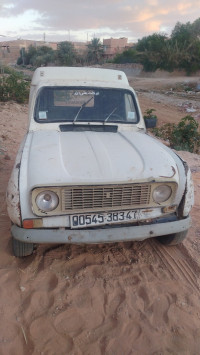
[7,67,194,255]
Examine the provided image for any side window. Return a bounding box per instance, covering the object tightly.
[124,93,137,122]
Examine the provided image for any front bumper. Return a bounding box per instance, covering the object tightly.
[11,216,191,244]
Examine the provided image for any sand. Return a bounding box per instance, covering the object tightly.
[0,75,200,354]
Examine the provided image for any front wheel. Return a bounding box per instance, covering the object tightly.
[12,237,34,257]
[156,230,188,245]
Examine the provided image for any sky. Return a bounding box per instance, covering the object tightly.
[0,0,200,43]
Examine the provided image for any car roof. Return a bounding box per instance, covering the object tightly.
[31,67,129,87]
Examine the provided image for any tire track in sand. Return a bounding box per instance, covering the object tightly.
[149,239,200,292]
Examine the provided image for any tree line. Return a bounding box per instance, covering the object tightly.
[17,17,200,74]
[17,38,104,67]
[113,18,200,74]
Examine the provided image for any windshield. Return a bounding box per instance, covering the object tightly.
[34,87,139,124]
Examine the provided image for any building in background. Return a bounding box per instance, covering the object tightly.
[0,37,134,66]
[0,39,89,66]
[0,39,57,66]
[72,41,88,56]
[103,38,134,60]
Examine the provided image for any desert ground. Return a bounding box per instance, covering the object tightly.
[0,73,200,354]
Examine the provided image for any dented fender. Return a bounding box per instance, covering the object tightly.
[182,165,194,216]
[7,136,26,226]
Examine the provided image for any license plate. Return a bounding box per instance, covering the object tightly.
[70,210,139,229]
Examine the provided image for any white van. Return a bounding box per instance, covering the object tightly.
[7,67,194,256]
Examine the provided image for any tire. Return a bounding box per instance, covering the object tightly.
[156,230,188,246]
[12,237,34,257]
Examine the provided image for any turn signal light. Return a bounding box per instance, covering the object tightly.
[23,220,34,229]
[23,219,43,229]
[162,205,177,213]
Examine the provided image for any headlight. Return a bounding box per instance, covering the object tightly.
[35,190,59,211]
[153,185,172,203]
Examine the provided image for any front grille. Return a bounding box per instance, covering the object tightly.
[61,184,151,213]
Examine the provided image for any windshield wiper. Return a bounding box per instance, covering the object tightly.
[104,107,117,122]
[73,96,94,123]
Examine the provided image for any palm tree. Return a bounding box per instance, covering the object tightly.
[87,38,104,64]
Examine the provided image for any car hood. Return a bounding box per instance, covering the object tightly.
[21,129,185,187]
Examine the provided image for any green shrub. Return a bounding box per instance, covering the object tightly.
[171,115,200,152]
[143,108,157,119]
[152,115,200,153]
[0,70,30,103]
[152,123,176,141]
[113,48,138,64]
